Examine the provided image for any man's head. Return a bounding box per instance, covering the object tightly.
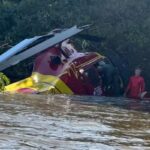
[134,67,142,76]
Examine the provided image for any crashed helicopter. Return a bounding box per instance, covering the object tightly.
[0,25,130,96]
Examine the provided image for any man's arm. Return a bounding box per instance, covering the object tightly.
[140,78,145,93]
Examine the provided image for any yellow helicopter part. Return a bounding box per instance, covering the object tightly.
[5,72,73,94]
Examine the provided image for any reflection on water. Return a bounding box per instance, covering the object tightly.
[0,93,149,150]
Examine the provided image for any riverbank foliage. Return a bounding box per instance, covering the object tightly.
[0,0,150,88]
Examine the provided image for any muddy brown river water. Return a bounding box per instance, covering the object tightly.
[0,93,149,150]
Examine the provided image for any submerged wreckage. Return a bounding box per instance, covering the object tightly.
[0,25,143,97]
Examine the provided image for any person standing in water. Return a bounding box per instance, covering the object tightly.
[124,67,146,99]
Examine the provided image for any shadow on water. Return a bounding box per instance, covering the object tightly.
[2,93,150,113]
[67,95,150,113]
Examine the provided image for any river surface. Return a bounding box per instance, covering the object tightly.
[0,93,149,150]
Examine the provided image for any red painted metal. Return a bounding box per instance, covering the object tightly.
[33,47,104,95]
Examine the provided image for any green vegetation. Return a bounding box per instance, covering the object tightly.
[0,0,150,88]
[0,72,10,91]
